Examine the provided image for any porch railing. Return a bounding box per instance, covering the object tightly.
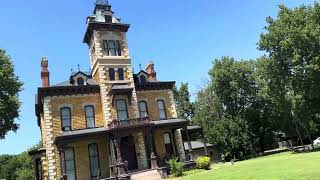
[108,117,151,129]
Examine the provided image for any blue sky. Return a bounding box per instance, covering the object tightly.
[0,0,315,154]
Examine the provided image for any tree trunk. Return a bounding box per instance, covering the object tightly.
[294,122,304,148]
[303,125,314,149]
[291,110,304,148]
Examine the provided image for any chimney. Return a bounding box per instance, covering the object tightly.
[145,61,157,81]
[41,57,50,87]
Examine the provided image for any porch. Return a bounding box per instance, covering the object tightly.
[55,117,195,180]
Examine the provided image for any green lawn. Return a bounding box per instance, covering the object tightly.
[182,151,320,180]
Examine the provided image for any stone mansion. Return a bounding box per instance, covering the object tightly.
[30,1,207,180]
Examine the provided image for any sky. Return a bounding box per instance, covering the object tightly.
[0,0,315,154]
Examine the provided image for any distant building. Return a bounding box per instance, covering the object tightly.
[30,1,204,180]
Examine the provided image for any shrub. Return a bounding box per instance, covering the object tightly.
[167,157,184,177]
[196,156,211,170]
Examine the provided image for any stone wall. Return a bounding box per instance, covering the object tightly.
[136,90,177,120]
[49,94,104,136]
[68,138,110,180]
[43,97,58,180]
[134,132,148,169]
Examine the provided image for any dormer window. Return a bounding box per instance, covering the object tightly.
[105,15,112,22]
[140,75,147,83]
[77,77,84,86]
[104,40,121,56]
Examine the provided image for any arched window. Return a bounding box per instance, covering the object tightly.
[77,77,84,86]
[104,40,122,56]
[109,68,115,81]
[138,101,148,118]
[157,100,167,120]
[140,75,147,83]
[64,148,76,180]
[60,107,72,131]
[88,143,100,179]
[118,68,124,80]
[85,106,95,128]
[116,99,128,121]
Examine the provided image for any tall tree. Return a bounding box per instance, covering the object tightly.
[173,83,194,120]
[194,57,256,160]
[259,3,320,146]
[0,49,23,139]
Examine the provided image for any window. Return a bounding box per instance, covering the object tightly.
[77,77,84,86]
[140,75,147,83]
[138,101,148,118]
[88,144,100,179]
[157,100,167,120]
[85,106,95,128]
[163,133,174,156]
[109,68,115,81]
[35,158,42,180]
[118,68,124,80]
[64,148,76,180]
[60,107,71,131]
[116,99,128,121]
[103,40,121,56]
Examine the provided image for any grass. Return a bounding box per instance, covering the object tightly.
[181,151,320,180]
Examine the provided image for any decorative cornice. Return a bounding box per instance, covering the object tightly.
[135,81,175,91]
[83,22,130,45]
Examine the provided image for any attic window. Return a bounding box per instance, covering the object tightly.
[140,75,147,83]
[77,77,85,86]
[105,15,112,23]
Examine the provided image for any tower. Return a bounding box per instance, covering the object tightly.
[83,0,139,125]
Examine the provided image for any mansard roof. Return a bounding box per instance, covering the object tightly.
[52,71,98,87]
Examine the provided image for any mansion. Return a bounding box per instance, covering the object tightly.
[30,1,208,180]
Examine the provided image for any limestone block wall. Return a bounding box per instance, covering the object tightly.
[43,97,59,180]
[136,90,176,120]
[69,138,109,180]
[49,94,104,135]
[134,132,148,169]
[153,129,177,159]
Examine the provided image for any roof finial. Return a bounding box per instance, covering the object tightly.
[96,0,109,5]
[139,64,142,71]
[77,64,81,71]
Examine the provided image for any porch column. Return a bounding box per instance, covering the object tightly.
[108,136,116,178]
[147,128,158,169]
[59,149,67,180]
[202,130,209,156]
[173,129,186,161]
[183,126,193,161]
[114,138,126,176]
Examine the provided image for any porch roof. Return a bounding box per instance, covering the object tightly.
[153,118,189,128]
[54,127,109,144]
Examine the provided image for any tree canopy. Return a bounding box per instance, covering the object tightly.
[0,49,22,139]
[192,2,320,160]
[173,83,194,120]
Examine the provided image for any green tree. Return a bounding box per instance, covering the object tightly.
[0,141,41,180]
[194,57,257,160]
[0,49,23,139]
[173,83,194,120]
[259,3,320,146]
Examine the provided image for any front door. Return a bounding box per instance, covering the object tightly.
[120,136,138,171]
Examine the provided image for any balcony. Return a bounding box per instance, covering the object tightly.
[108,117,152,130]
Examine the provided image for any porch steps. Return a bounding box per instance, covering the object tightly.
[130,168,167,180]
